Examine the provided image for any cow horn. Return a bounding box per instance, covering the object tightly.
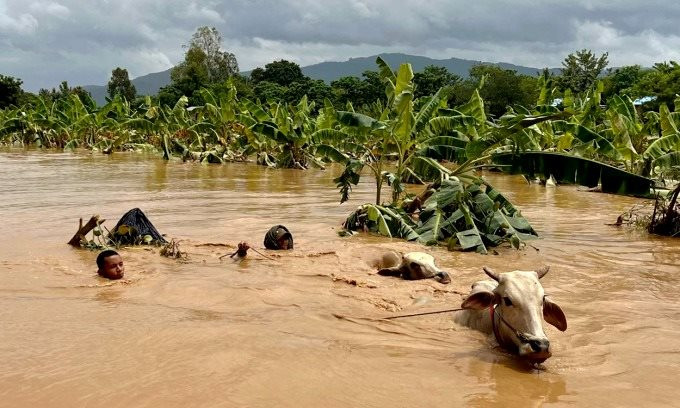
[535,266,550,279]
[483,266,500,281]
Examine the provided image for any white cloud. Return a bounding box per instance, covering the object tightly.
[178,2,224,24]
[0,11,38,34]
[2,0,680,91]
[571,19,680,66]
[29,1,70,19]
[350,0,375,18]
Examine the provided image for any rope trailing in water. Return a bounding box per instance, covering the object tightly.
[333,308,464,321]
[218,241,277,261]
[382,307,464,319]
[249,247,276,261]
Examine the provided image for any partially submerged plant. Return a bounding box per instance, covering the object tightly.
[334,58,538,252]
[109,224,162,246]
[343,176,537,253]
[160,239,186,259]
[649,183,680,236]
[613,183,680,237]
[79,220,111,251]
[613,202,655,230]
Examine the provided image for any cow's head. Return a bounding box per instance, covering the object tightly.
[461,266,567,363]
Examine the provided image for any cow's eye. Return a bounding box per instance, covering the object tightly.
[503,297,513,306]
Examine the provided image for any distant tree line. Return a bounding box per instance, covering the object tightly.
[2,27,679,115]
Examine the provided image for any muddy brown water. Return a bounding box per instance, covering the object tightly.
[0,149,679,407]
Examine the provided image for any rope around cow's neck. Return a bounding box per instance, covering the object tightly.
[490,304,531,348]
[491,305,547,369]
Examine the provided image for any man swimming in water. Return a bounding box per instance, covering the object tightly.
[96,250,125,280]
[264,225,294,250]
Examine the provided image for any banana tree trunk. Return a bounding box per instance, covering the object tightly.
[375,176,382,205]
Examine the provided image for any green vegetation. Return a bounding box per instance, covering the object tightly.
[558,49,609,94]
[0,75,24,109]
[3,29,680,245]
[107,68,136,102]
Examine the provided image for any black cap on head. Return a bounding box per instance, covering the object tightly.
[264,225,293,250]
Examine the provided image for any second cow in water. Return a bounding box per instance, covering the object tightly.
[377,251,451,284]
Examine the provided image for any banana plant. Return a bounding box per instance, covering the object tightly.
[336,58,540,252]
[641,103,680,177]
[332,58,473,205]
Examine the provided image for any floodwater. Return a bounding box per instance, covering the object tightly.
[0,149,678,407]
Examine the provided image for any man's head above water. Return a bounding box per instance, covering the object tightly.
[275,228,292,250]
[96,250,124,280]
[264,225,294,250]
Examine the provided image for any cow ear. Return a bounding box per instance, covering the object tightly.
[462,290,496,310]
[543,298,567,331]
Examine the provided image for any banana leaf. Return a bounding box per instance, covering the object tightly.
[402,167,425,185]
[394,63,414,101]
[427,115,477,135]
[653,152,680,170]
[366,205,392,237]
[439,208,465,237]
[421,178,464,212]
[417,135,468,162]
[242,99,270,122]
[457,89,487,124]
[337,111,386,130]
[414,87,450,134]
[458,203,487,254]
[493,151,653,196]
[659,104,679,137]
[314,144,348,163]
[643,133,680,161]
[407,156,451,183]
[334,159,363,203]
[376,57,396,101]
[343,204,419,241]
[251,122,286,144]
[486,185,519,215]
[470,185,495,214]
[309,129,350,144]
[415,209,445,245]
[123,118,155,132]
[456,229,487,253]
[552,121,622,160]
[379,206,420,241]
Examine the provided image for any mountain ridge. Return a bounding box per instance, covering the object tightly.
[83,53,558,105]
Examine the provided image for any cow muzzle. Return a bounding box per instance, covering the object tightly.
[518,337,551,363]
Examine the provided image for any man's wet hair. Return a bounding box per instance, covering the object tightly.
[96,249,120,269]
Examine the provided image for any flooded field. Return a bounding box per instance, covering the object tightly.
[1,149,678,407]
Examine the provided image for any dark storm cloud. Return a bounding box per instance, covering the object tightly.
[1,0,679,91]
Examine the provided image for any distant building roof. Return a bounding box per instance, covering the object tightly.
[633,96,656,105]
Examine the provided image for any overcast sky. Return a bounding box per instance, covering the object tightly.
[2,0,680,91]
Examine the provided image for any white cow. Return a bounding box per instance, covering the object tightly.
[454,266,567,363]
[377,251,451,284]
